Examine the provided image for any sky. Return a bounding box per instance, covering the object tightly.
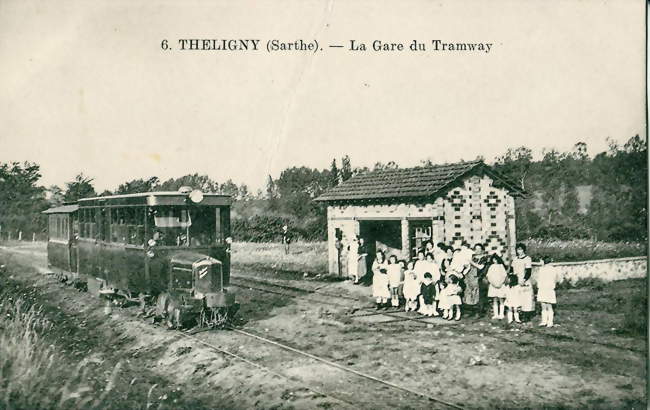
[0,0,645,193]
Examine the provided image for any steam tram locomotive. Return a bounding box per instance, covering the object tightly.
[43,188,238,328]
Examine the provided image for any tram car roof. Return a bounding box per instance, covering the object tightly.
[43,191,232,212]
[42,204,79,214]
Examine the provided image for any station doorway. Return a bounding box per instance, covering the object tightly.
[359,220,403,270]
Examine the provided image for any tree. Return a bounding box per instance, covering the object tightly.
[340,155,353,182]
[329,159,339,187]
[587,135,647,241]
[238,184,251,201]
[219,179,240,199]
[560,186,580,218]
[275,166,330,217]
[266,174,278,210]
[158,174,218,192]
[493,146,533,191]
[63,173,96,202]
[46,185,64,207]
[115,176,160,194]
[0,162,49,238]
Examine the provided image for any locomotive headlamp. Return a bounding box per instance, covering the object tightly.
[189,190,204,203]
[147,239,157,247]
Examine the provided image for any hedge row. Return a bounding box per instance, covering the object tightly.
[231,215,327,242]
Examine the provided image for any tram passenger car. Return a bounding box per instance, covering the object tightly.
[43,188,237,328]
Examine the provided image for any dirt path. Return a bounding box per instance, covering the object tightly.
[0,243,646,409]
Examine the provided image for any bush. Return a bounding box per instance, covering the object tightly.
[556,277,606,290]
[533,223,592,241]
[231,215,287,242]
[231,214,327,243]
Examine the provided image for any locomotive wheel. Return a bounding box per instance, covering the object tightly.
[155,293,170,318]
[168,306,182,329]
[199,306,233,329]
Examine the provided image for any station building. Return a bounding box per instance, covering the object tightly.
[315,160,525,275]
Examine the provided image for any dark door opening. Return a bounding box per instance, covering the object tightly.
[359,220,403,269]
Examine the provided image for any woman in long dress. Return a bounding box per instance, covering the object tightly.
[463,243,488,317]
[347,237,359,282]
[356,237,368,284]
[511,243,534,321]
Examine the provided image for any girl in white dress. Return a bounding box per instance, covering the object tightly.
[433,242,447,270]
[536,257,559,327]
[371,251,390,308]
[424,253,441,283]
[387,255,403,307]
[413,250,428,283]
[439,275,463,320]
[486,254,508,320]
[402,261,420,312]
[504,274,521,323]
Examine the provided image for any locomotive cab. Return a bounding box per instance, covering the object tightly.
[145,190,237,328]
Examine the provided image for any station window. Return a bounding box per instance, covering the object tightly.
[49,215,69,240]
[79,208,96,239]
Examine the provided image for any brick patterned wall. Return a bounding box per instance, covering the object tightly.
[443,175,514,261]
[325,174,518,274]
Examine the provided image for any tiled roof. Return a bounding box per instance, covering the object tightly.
[315,160,522,202]
[42,204,79,214]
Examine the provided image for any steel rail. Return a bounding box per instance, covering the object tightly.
[177,331,358,408]
[229,326,465,410]
[231,275,645,354]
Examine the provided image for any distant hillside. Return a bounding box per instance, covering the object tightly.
[531,185,592,215]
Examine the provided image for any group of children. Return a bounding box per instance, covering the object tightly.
[367,240,559,327]
[371,242,474,321]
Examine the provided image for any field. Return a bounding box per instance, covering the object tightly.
[231,241,329,277]
[0,241,647,409]
[232,239,647,277]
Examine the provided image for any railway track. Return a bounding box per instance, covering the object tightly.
[176,325,465,410]
[230,274,646,354]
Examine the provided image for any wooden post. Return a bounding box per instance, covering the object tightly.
[18,231,22,241]
[32,233,36,242]
[400,218,410,260]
